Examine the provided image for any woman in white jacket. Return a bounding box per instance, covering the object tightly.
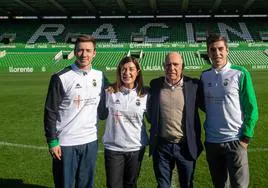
[102,56,148,188]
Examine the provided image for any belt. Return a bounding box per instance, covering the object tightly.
[158,136,185,145]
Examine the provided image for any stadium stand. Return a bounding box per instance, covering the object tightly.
[0,1,267,73]
[1,19,268,44]
[1,1,268,188]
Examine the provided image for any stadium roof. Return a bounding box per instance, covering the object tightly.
[0,0,267,17]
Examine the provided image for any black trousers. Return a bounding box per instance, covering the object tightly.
[104,148,145,188]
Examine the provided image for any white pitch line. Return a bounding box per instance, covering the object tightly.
[248,148,268,152]
[0,141,107,152]
[0,141,268,153]
[0,141,47,150]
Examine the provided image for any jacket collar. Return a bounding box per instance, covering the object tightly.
[213,61,231,74]
[164,76,184,89]
[71,63,91,76]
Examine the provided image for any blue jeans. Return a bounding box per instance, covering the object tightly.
[53,140,98,188]
[153,137,195,188]
[205,140,249,188]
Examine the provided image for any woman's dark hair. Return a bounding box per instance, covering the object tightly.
[110,56,146,96]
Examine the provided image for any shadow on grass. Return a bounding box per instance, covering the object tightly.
[0,178,50,188]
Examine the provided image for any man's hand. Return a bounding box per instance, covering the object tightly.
[49,146,62,160]
[239,141,248,150]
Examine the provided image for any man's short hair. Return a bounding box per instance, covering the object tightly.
[206,33,228,50]
[164,52,185,70]
[74,35,96,51]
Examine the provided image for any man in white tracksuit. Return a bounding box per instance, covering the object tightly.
[44,35,106,188]
[201,34,258,188]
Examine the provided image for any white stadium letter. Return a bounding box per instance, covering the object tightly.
[92,24,118,43]
[27,24,65,44]
[140,23,169,43]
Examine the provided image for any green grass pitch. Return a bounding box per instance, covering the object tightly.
[0,70,267,188]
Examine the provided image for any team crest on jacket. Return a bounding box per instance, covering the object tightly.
[136,99,141,106]
[224,79,229,86]
[92,79,97,87]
